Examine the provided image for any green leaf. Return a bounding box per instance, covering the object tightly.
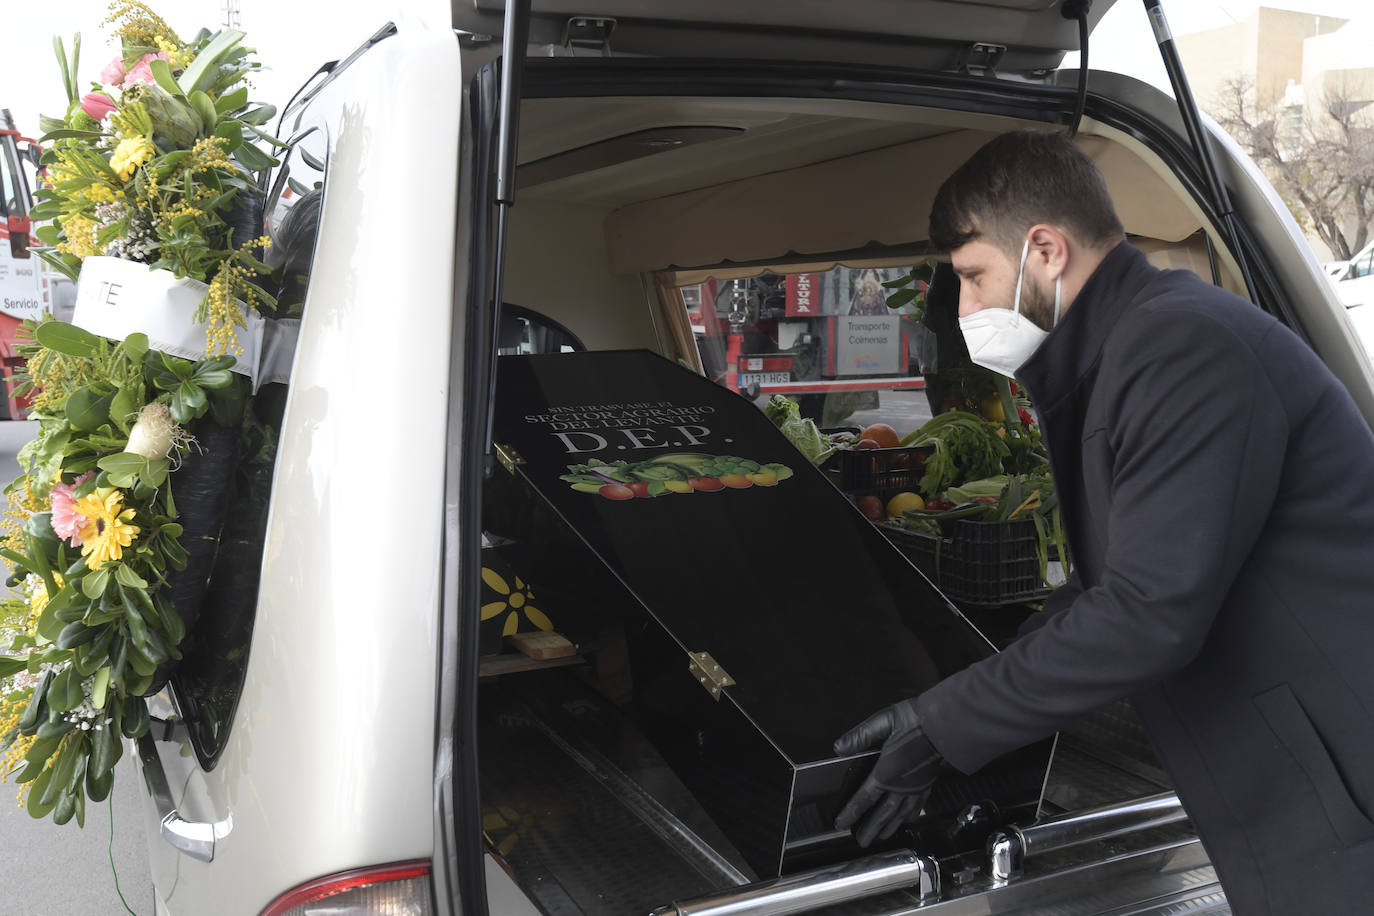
[26,199,63,220]
[97,453,144,488]
[149,58,185,98]
[108,387,137,434]
[39,586,84,633]
[177,381,208,414]
[46,667,76,714]
[213,118,243,151]
[26,765,57,819]
[214,87,248,114]
[0,656,28,679]
[178,28,246,95]
[114,565,148,590]
[91,667,110,710]
[89,714,117,779]
[36,128,105,142]
[34,321,99,358]
[122,332,149,362]
[192,367,233,389]
[189,90,219,134]
[66,387,113,431]
[81,567,110,601]
[86,766,114,803]
[0,547,40,577]
[143,458,170,488]
[885,288,918,308]
[41,736,81,808]
[235,141,278,172]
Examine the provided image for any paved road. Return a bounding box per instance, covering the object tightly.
[0,421,156,916]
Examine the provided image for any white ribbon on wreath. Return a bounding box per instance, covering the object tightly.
[71,256,298,391]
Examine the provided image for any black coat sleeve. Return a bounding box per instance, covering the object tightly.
[915,306,1289,773]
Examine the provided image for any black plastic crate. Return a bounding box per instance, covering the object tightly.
[878,517,1052,607]
[828,445,934,490]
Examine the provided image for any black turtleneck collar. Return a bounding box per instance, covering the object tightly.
[1017,241,1157,411]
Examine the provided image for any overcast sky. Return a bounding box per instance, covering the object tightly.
[4,0,1370,138]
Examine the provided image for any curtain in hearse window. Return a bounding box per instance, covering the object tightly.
[169,127,326,767]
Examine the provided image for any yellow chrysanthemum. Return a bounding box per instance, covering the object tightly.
[26,572,62,618]
[74,487,140,570]
[110,136,155,182]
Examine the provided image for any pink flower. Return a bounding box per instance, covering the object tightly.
[100,56,127,87]
[50,472,95,547]
[122,52,171,89]
[80,92,117,121]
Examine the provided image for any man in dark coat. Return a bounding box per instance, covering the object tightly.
[834,130,1374,914]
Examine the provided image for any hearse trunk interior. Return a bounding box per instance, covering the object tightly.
[475,80,1235,915]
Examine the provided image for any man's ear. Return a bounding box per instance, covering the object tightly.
[1026,224,1070,280]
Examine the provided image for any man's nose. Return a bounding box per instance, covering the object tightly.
[957,284,980,318]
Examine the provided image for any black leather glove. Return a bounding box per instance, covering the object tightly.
[833,698,944,847]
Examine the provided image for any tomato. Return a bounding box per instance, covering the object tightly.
[628,481,655,498]
[599,483,636,500]
[925,498,955,511]
[857,495,884,521]
[688,476,725,491]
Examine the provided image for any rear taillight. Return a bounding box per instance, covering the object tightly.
[260,860,432,915]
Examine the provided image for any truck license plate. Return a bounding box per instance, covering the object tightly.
[740,372,791,386]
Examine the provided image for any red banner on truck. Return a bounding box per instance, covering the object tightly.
[785,272,819,316]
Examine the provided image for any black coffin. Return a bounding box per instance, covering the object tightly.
[487,350,1051,876]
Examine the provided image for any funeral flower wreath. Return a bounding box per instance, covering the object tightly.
[1,3,284,827]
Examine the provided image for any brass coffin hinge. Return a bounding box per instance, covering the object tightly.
[493,442,525,475]
[688,651,735,701]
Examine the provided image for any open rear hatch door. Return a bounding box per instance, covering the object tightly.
[450,0,1120,76]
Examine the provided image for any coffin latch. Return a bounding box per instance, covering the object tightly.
[688,650,736,700]
[494,442,525,475]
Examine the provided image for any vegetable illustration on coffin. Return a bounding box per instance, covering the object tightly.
[561,454,794,498]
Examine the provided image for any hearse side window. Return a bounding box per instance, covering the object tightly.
[170,128,327,767]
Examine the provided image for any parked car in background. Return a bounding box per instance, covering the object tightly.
[1332,238,1374,308]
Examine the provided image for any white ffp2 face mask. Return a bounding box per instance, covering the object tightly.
[958,239,1061,378]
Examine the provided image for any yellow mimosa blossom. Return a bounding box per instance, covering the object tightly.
[56,213,100,258]
[111,136,155,182]
[74,487,141,570]
[1,480,45,554]
[108,1,182,48]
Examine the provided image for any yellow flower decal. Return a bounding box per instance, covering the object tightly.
[110,136,155,182]
[74,487,141,570]
[480,567,552,636]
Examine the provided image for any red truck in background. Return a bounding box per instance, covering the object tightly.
[1,108,71,419]
[684,266,927,421]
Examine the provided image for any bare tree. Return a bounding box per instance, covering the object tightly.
[1215,75,1374,260]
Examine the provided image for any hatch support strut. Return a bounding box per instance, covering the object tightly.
[1142,0,1259,303]
[484,0,532,474]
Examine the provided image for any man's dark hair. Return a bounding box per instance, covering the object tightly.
[929,130,1124,256]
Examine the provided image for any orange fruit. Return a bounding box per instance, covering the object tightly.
[859,423,901,449]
